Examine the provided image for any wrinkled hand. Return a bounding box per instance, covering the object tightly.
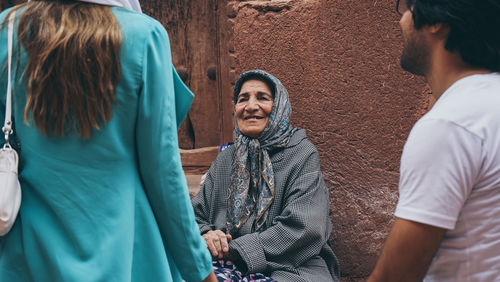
[203,230,232,259]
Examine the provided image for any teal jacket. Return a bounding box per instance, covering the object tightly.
[0,6,212,282]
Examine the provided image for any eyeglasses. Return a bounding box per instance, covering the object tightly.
[396,0,413,16]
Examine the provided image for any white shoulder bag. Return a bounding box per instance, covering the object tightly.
[0,10,21,236]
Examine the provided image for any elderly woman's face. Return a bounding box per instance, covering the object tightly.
[235,79,274,138]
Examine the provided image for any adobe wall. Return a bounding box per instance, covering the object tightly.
[227,0,430,279]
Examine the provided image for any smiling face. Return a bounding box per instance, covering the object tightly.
[235,79,274,139]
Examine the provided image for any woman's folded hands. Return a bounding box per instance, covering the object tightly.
[202,230,233,259]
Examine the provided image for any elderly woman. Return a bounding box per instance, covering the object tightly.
[192,70,340,282]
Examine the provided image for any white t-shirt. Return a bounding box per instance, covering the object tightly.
[395,73,500,281]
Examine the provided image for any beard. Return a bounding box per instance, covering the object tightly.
[400,30,430,76]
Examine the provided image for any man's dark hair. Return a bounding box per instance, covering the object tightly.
[410,0,500,71]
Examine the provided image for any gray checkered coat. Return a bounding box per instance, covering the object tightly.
[192,129,340,281]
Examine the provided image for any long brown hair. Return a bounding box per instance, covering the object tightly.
[6,0,122,138]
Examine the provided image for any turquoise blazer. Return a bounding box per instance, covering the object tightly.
[0,7,212,282]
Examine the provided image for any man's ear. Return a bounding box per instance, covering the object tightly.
[428,23,450,40]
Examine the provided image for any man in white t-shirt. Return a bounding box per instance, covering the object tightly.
[368,0,500,281]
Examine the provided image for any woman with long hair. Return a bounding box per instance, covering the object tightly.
[0,1,216,281]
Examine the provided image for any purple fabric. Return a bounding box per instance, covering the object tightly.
[212,260,276,282]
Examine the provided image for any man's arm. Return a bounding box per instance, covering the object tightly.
[368,218,446,282]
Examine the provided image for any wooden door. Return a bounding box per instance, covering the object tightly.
[142,0,234,149]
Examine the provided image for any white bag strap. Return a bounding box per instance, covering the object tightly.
[3,11,16,148]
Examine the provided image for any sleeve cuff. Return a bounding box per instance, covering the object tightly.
[182,249,213,282]
[229,233,267,274]
[199,224,214,235]
[395,205,456,230]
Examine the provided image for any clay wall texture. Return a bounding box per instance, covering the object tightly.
[228,0,430,278]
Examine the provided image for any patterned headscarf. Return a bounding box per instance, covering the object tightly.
[226,70,296,235]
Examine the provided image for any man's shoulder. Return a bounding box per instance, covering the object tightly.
[422,73,500,138]
[432,73,500,116]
